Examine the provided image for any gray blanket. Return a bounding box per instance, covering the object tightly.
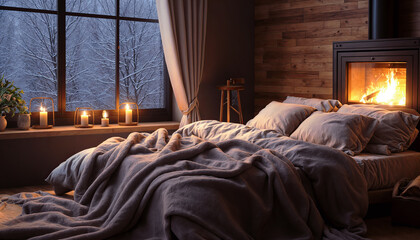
[176,120,369,239]
[0,121,368,239]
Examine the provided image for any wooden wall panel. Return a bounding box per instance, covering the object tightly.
[254,0,420,113]
[254,0,369,112]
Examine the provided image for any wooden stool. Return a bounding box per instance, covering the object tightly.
[217,78,245,123]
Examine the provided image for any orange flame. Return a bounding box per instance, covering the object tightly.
[359,69,405,106]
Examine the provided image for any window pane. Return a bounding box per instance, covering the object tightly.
[0,0,56,10]
[66,0,115,16]
[119,20,165,109]
[120,0,157,19]
[0,10,58,111]
[66,16,115,111]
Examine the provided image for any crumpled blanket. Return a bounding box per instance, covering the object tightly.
[1,127,331,240]
[176,120,369,239]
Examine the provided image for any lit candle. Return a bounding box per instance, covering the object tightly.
[40,106,48,127]
[125,104,132,124]
[101,110,109,127]
[81,111,89,127]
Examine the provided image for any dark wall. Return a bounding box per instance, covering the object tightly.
[199,0,254,122]
[0,133,131,188]
[399,1,420,38]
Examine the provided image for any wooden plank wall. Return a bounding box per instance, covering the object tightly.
[254,0,420,114]
[254,0,369,112]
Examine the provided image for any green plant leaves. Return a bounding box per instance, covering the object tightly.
[0,75,29,116]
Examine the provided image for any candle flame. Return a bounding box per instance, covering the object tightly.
[82,111,87,116]
[102,110,108,118]
[40,106,46,112]
[125,104,130,110]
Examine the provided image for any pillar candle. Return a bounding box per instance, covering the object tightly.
[81,111,89,127]
[101,110,109,127]
[40,107,48,127]
[125,104,132,124]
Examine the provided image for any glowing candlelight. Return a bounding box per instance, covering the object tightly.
[40,106,48,127]
[101,110,109,127]
[81,111,89,127]
[125,104,132,124]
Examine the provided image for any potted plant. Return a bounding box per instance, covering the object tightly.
[0,75,28,131]
[17,107,31,130]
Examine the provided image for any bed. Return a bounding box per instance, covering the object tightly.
[355,151,420,203]
[0,97,419,240]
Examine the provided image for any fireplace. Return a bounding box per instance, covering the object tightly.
[333,38,420,112]
[333,0,420,151]
[333,0,420,112]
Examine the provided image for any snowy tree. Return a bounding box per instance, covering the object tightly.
[19,9,58,105]
[119,20,164,108]
[0,0,165,112]
[0,0,58,110]
[119,0,164,108]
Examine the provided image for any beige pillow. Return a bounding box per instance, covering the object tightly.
[349,104,420,116]
[290,112,378,156]
[363,144,391,155]
[283,96,339,112]
[246,101,315,136]
[328,99,343,112]
[338,105,420,152]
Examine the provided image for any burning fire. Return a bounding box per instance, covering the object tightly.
[360,69,406,106]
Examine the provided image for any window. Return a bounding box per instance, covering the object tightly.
[0,0,170,124]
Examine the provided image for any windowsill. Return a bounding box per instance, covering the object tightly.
[0,121,179,140]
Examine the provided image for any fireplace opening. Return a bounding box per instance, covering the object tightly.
[333,38,419,112]
[347,62,407,106]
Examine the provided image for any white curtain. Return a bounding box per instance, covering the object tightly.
[156,0,208,127]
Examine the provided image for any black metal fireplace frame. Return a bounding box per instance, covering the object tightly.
[333,37,420,113]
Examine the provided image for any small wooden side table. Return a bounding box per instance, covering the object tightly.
[217,84,245,123]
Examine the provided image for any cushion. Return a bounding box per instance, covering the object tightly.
[283,96,340,112]
[363,144,391,156]
[246,101,315,136]
[338,105,420,153]
[45,148,95,195]
[349,104,420,116]
[290,112,378,156]
[328,99,343,112]
[401,175,420,197]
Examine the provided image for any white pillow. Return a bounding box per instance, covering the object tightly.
[290,112,378,156]
[246,101,315,136]
[45,148,95,195]
[283,96,340,112]
[338,105,420,153]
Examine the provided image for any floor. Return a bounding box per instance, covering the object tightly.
[365,217,420,239]
[1,185,420,239]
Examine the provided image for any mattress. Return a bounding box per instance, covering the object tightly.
[353,151,420,190]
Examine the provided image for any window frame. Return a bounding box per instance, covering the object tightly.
[0,0,171,126]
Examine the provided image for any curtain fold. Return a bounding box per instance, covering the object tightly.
[156,0,207,127]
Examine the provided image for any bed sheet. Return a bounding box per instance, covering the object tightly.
[353,151,420,190]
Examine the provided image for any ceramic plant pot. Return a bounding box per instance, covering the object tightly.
[0,115,7,132]
[17,114,31,130]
